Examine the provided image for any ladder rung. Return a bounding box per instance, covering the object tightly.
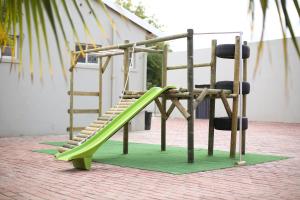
[76,134,89,138]
[63,144,77,149]
[85,126,99,131]
[73,137,83,142]
[68,140,79,145]
[80,130,95,135]
[106,111,122,114]
[89,123,103,127]
[58,147,70,153]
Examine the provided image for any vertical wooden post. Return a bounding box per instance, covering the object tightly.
[161,44,168,151]
[69,51,75,140]
[208,40,217,156]
[230,36,241,158]
[187,29,194,163]
[242,41,248,155]
[123,40,130,154]
[98,56,103,117]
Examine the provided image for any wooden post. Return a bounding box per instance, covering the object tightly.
[98,56,103,117]
[187,29,194,163]
[242,41,248,155]
[69,52,75,140]
[161,44,168,151]
[123,40,130,154]
[208,40,217,156]
[230,36,241,158]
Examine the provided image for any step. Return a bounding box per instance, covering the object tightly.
[109,108,126,111]
[106,110,123,114]
[73,137,83,142]
[85,126,99,131]
[121,99,136,102]
[63,144,77,149]
[89,123,102,127]
[80,130,95,135]
[68,140,79,145]
[58,147,70,153]
[98,116,114,121]
[76,134,90,138]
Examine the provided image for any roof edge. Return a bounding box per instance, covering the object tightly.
[102,0,163,37]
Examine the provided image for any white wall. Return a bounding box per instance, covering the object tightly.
[165,37,300,123]
[0,1,150,137]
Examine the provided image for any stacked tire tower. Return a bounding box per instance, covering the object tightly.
[213,42,250,156]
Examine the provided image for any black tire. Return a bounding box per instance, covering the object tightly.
[215,81,250,95]
[216,44,250,59]
[214,117,248,131]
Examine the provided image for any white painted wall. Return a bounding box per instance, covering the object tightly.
[165,37,300,123]
[0,1,152,137]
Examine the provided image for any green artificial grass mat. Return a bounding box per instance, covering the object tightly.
[34,140,288,174]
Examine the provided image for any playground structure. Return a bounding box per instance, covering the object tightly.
[56,29,250,169]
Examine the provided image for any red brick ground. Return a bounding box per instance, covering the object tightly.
[0,118,300,200]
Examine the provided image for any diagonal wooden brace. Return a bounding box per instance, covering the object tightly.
[166,102,176,120]
[193,88,209,110]
[171,98,191,119]
[101,56,111,73]
[220,90,232,118]
[154,98,167,119]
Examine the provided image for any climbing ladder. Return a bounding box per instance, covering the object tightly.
[59,97,138,153]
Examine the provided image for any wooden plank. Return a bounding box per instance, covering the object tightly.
[220,90,232,118]
[193,88,209,110]
[68,109,99,114]
[80,130,94,135]
[154,98,166,119]
[122,95,141,99]
[68,91,99,96]
[230,36,241,158]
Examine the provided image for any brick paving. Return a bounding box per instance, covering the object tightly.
[0,117,300,200]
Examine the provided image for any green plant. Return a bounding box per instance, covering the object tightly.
[0,0,111,80]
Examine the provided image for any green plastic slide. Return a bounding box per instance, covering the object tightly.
[55,86,175,170]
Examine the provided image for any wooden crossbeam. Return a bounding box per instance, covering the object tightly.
[154,98,166,119]
[68,91,99,96]
[171,98,191,119]
[166,102,176,119]
[193,88,209,110]
[68,109,99,114]
[220,90,232,118]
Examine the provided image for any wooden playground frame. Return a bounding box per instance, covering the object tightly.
[68,29,248,161]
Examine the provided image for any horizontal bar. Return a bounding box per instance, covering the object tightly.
[74,33,188,54]
[68,91,99,96]
[167,62,211,70]
[168,88,232,94]
[68,109,100,114]
[134,47,163,53]
[67,127,85,132]
[194,31,242,35]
